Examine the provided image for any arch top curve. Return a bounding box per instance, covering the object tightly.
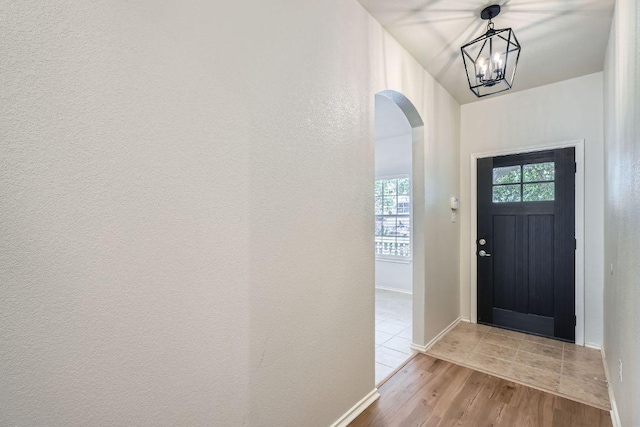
[376,90,424,129]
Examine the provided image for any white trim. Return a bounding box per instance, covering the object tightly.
[469,139,585,346]
[585,342,602,351]
[601,346,621,427]
[460,316,471,323]
[375,173,411,180]
[375,286,413,295]
[411,317,461,353]
[410,342,428,353]
[375,257,412,264]
[329,388,380,427]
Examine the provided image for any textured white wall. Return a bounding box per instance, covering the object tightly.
[0,1,460,426]
[603,0,640,424]
[0,2,252,425]
[459,73,605,346]
[416,88,460,345]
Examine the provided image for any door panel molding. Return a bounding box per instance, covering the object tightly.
[469,139,585,346]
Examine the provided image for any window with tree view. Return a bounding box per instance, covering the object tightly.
[492,162,555,203]
[375,177,411,258]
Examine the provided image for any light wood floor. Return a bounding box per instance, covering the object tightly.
[350,354,612,427]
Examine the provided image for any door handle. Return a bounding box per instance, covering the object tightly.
[479,250,492,257]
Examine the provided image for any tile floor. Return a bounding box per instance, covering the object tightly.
[427,321,611,410]
[375,289,413,384]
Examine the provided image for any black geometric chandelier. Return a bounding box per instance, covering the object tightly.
[461,5,521,98]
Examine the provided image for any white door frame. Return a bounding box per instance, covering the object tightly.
[468,139,585,346]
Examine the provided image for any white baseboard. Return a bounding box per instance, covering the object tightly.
[585,342,602,350]
[374,286,412,295]
[460,316,470,323]
[411,316,461,354]
[600,346,621,427]
[330,388,380,427]
[410,342,428,352]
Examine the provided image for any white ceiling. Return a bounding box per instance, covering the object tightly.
[358,0,615,104]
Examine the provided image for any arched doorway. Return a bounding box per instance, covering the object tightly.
[374,90,426,384]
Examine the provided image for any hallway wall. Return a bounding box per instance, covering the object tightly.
[603,0,640,424]
[459,73,605,347]
[0,1,460,426]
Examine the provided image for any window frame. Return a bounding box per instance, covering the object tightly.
[375,174,412,263]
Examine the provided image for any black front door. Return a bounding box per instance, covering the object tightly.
[477,148,575,342]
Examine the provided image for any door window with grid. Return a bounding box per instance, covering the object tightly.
[375,177,411,258]
[492,162,555,203]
